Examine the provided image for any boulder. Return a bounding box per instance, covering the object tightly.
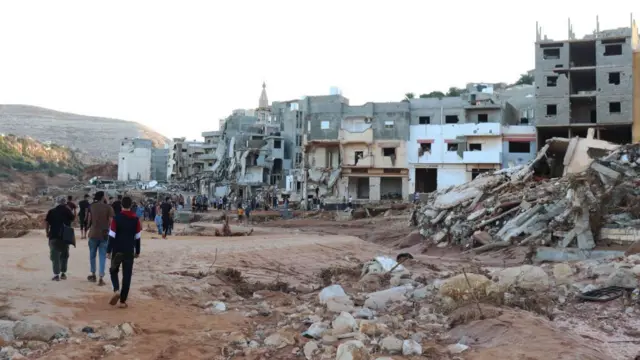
[331,312,357,335]
[264,331,295,349]
[12,316,68,342]
[605,268,637,289]
[336,340,369,360]
[326,297,355,313]
[496,265,549,291]
[358,321,388,336]
[304,341,318,360]
[380,336,403,353]
[439,273,491,300]
[0,320,15,343]
[303,322,328,339]
[402,339,422,355]
[553,263,574,285]
[364,285,413,310]
[319,285,349,304]
[354,307,374,320]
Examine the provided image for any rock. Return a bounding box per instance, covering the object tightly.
[103,344,118,353]
[0,347,18,358]
[364,285,413,310]
[380,336,403,353]
[25,340,48,350]
[103,327,123,341]
[12,316,69,342]
[600,324,615,334]
[302,322,328,339]
[304,341,318,360]
[335,340,369,360]
[390,275,413,287]
[204,301,227,314]
[553,263,574,285]
[402,339,422,355]
[359,321,388,336]
[631,265,640,276]
[326,297,355,313]
[331,312,357,335]
[447,343,469,354]
[605,268,637,289]
[248,340,260,348]
[472,230,491,244]
[322,334,338,345]
[119,323,135,336]
[264,331,295,349]
[354,308,374,320]
[319,285,348,304]
[11,354,27,360]
[358,273,388,292]
[587,263,616,278]
[411,286,431,300]
[432,230,447,243]
[496,265,549,291]
[228,332,248,346]
[0,320,15,343]
[439,273,491,300]
[468,210,486,222]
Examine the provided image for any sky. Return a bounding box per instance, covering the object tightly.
[0,1,637,141]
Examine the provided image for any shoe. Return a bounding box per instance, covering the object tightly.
[109,292,120,306]
[118,302,128,309]
[87,274,97,282]
[52,275,60,281]
[98,278,105,286]
[60,273,67,280]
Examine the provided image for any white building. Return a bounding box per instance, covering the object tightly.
[117,138,153,181]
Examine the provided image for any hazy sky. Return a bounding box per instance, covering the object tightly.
[0,1,636,140]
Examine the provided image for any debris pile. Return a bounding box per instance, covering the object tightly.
[413,135,640,254]
[0,206,45,238]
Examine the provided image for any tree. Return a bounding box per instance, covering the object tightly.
[404,92,415,101]
[446,87,464,97]
[419,91,445,99]
[515,73,534,85]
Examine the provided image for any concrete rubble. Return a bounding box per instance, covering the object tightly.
[412,136,640,254]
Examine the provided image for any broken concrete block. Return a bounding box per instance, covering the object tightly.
[577,230,596,250]
[433,187,482,210]
[590,162,621,180]
[472,231,492,245]
[496,265,549,291]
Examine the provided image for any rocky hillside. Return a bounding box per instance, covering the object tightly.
[0,134,84,175]
[0,105,169,162]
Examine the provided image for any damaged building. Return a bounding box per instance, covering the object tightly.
[166,137,205,181]
[535,18,639,145]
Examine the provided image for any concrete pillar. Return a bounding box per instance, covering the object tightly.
[633,51,640,142]
[369,176,381,201]
[402,177,409,201]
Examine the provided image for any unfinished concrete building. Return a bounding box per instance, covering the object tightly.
[117,138,152,182]
[166,138,204,181]
[200,130,222,172]
[535,17,639,145]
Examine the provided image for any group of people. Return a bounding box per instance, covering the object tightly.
[45,193,143,308]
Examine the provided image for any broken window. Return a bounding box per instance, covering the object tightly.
[520,117,529,125]
[445,115,459,124]
[274,140,281,149]
[508,141,530,153]
[542,48,560,60]
[604,44,622,56]
[477,114,488,123]
[384,120,394,129]
[609,102,621,113]
[420,143,431,152]
[546,104,557,116]
[354,151,364,165]
[208,162,213,167]
[418,116,430,124]
[546,76,558,87]
[468,143,482,151]
[608,72,621,85]
[471,168,492,180]
[321,121,330,130]
[296,135,302,146]
[295,153,302,165]
[447,143,458,151]
[383,148,395,157]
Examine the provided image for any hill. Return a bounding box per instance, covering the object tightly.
[0,105,169,162]
[0,134,84,176]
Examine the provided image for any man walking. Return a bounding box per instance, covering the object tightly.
[87,191,114,286]
[78,194,90,239]
[45,196,75,281]
[160,197,172,239]
[107,196,141,308]
[112,195,123,214]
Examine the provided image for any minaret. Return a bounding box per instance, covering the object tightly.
[258,82,270,123]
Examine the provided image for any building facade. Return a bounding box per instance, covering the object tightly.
[150,148,169,181]
[166,137,205,181]
[117,138,153,181]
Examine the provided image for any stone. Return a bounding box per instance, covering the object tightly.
[600,324,615,334]
[103,344,118,354]
[439,273,491,300]
[411,286,431,300]
[553,263,574,285]
[264,331,295,349]
[364,285,413,310]
[402,339,422,355]
[0,320,15,343]
[496,265,549,291]
[304,341,318,360]
[119,323,135,336]
[12,316,69,342]
[302,322,328,339]
[354,308,374,320]
[468,210,486,222]
[326,297,355,313]
[322,334,338,345]
[587,263,616,278]
[319,285,348,304]
[335,340,369,360]
[447,343,469,354]
[380,336,403,353]
[358,321,388,337]
[0,347,19,358]
[331,312,357,335]
[472,230,492,244]
[103,327,123,341]
[25,340,49,350]
[605,268,637,289]
[204,301,227,314]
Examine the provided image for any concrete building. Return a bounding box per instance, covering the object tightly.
[408,84,537,192]
[200,130,222,172]
[117,138,152,181]
[535,18,639,145]
[166,138,205,181]
[150,148,169,181]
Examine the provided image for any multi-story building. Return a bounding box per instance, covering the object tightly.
[117,138,152,181]
[150,147,169,181]
[200,130,222,172]
[166,137,204,181]
[535,18,638,145]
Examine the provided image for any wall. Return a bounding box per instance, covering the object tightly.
[237,167,264,185]
[150,148,169,181]
[634,51,640,142]
[501,125,537,167]
[118,147,152,181]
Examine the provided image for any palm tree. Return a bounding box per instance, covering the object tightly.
[404,92,415,101]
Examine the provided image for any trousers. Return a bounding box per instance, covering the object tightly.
[88,237,108,277]
[49,239,69,275]
[110,252,135,303]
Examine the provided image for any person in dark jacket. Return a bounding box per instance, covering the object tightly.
[107,196,141,308]
[45,196,75,281]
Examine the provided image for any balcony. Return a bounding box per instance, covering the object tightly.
[202,143,218,150]
[457,123,501,137]
[463,150,502,164]
[198,153,217,160]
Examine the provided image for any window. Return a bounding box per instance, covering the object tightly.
[542,48,560,60]
[508,142,530,153]
[447,143,458,151]
[418,116,431,124]
[296,135,302,146]
[609,72,621,85]
[477,114,488,123]
[420,143,431,152]
[604,44,622,56]
[274,140,282,149]
[546,104,557,116]
[382,148,396,157]
[295,153,302,165]
[445,115,459,124]
[354,151,364,165]
[468,143,482,151]
[321,121,330,130]
[208,162,213,167]
[609,102,621,113]
[384,120,394,129]
[182,149,187,152]
[546,76,558,87]
[471,168,492,180]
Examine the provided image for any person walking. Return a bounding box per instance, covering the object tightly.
[45,196,75,281]
[112,195,123,214]
[160,197,172,239]
[107,196,141,308]
[78,194,90,239]
[87,191,114,286]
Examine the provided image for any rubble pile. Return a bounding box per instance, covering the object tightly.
[413,137,640,253]
[0,207,45,238]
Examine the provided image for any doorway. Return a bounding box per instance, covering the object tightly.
[415,168,437,193]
